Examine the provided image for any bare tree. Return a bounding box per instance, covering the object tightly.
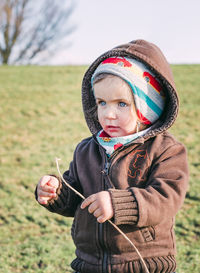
[0,0,76,64]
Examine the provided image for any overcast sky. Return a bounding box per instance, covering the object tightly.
[48,0,200,65]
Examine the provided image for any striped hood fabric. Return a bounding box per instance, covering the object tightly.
[82,39,179,139]
[91,56,166,125]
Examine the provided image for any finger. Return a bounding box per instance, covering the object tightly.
[38,196,49,205]
[93,208,102,218]
[97,215,107,223]
[81,194,96,209]
[38,189,56,198]
[40,184,57,193]
[37,185,56,197]
[38,176,59,193]
[39,175,52,187]
[38,182,57,192]
[47,177,59,189]
[88,201,99,214]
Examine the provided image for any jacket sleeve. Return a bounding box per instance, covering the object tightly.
[35,147,82,217]
[109,142,189,226]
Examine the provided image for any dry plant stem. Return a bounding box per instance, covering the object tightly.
[55,157,150,273]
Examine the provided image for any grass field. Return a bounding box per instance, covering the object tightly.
[0,65,200,273]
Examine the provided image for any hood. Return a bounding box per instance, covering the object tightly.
[82,39,179,139]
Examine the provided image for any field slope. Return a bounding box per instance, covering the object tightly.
[0,65,199,272]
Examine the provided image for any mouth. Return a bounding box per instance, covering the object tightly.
[106,126,120,132]
[107,126,119,129]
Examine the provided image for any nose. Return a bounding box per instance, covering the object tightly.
[104,105,117,120]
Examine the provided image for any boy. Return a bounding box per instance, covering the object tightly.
[36,39,188,273]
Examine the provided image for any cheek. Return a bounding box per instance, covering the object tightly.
[120,109,137,128]
[120,109,137,122]
[97,108,104,124]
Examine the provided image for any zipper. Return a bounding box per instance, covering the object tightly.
[102,161,110,176]
[98,156,112,273]
[92,136,109,272]
[98,223,108,273]
[99,154,120,272]
[95,136,141,272]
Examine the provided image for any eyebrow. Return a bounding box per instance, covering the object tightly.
[95,97,131,102]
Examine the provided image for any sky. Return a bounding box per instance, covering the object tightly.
[48,0,200,65]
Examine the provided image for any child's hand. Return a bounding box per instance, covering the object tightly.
[37,175,59,205]
[81,191,114,223]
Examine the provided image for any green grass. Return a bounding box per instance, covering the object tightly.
[0,65,199,272]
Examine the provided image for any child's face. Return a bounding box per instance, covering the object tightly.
[94,75,138,137]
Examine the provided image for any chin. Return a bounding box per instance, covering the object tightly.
[109,130,126,137]
[109,132,123,137]
[111,130,136,137]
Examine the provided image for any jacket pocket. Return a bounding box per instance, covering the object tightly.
[140,226,155,242]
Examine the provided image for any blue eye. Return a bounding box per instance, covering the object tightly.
[119,102,127,107]
[99,101,106,106]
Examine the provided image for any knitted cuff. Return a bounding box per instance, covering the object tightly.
[108,188,139,225]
